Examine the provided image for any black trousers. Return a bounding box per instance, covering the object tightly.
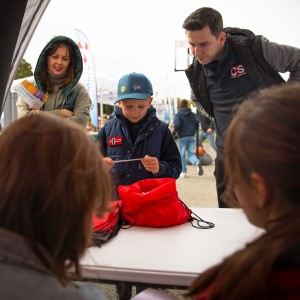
[115,282,146,300]
[214,158,228,208]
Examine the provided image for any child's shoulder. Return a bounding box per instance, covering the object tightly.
[159,120,169,129]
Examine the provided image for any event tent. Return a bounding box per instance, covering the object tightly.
[0,0,50,117]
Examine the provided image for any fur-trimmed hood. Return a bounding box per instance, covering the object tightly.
[34,35,83,97]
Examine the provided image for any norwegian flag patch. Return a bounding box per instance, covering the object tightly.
[108,136,122,146]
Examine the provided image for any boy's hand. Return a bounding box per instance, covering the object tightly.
[141,155,160,174]
[103,157,115,170]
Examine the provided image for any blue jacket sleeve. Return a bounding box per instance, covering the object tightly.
[154,126,182,179]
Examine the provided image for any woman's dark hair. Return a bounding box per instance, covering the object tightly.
[39,42,75,92]
[182,7,223,38]
[0,113,111,285]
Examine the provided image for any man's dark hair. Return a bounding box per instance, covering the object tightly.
[182,7,223,38]
[179,99,189,109]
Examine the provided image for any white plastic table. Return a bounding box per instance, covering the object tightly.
[80,208,263,287]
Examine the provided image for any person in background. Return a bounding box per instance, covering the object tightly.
[16,35,91,127]
[198,113,216,152]
[0,113,111,299]
[97,72,181,299]
[183,7,300,207]
[174,99,203,178]
[187,84,300,300]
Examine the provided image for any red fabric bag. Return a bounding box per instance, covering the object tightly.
[92,200,123,247]
[119,178,214,228]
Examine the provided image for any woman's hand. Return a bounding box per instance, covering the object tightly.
[29,105,39,111]
[60,109,74,118]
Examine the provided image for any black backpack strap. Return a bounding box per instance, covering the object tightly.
[189,210,215,229]
[179,199,215,229]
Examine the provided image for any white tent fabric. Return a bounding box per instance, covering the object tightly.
[0,0,50,115]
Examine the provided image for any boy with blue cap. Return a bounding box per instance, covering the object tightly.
[97,72,181,186]
[97,72,181,299]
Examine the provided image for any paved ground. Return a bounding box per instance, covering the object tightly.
[85,143,218,299]
[176,143,218,209]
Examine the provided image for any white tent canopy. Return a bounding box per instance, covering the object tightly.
[0,0,50,116]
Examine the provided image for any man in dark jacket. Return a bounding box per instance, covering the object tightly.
[183,7,300,207]
[174,99,203,177]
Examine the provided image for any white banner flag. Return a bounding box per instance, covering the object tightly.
[74,28,98,129]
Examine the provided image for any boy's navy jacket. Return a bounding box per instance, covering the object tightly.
[97,106,181,186]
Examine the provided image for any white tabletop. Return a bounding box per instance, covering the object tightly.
[81,208,264,287]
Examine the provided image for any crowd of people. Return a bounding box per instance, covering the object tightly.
[2,5,300,300]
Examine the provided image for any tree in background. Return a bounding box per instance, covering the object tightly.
[15,59,33,80]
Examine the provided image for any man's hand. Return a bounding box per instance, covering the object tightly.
[207,128,212,134]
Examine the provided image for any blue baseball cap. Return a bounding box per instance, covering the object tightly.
[116,72,153,103]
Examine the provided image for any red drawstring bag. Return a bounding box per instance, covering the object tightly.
[118,178,214,228]
[92,200,123,247]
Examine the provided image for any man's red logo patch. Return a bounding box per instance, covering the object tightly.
[231,64,246,78]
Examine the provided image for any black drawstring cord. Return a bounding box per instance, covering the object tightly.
[179,198,215,229]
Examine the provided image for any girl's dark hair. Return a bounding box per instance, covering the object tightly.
[39,42,75,92]
[187,83,300,299]
[182,7,223,38]
[0,113,111,285]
